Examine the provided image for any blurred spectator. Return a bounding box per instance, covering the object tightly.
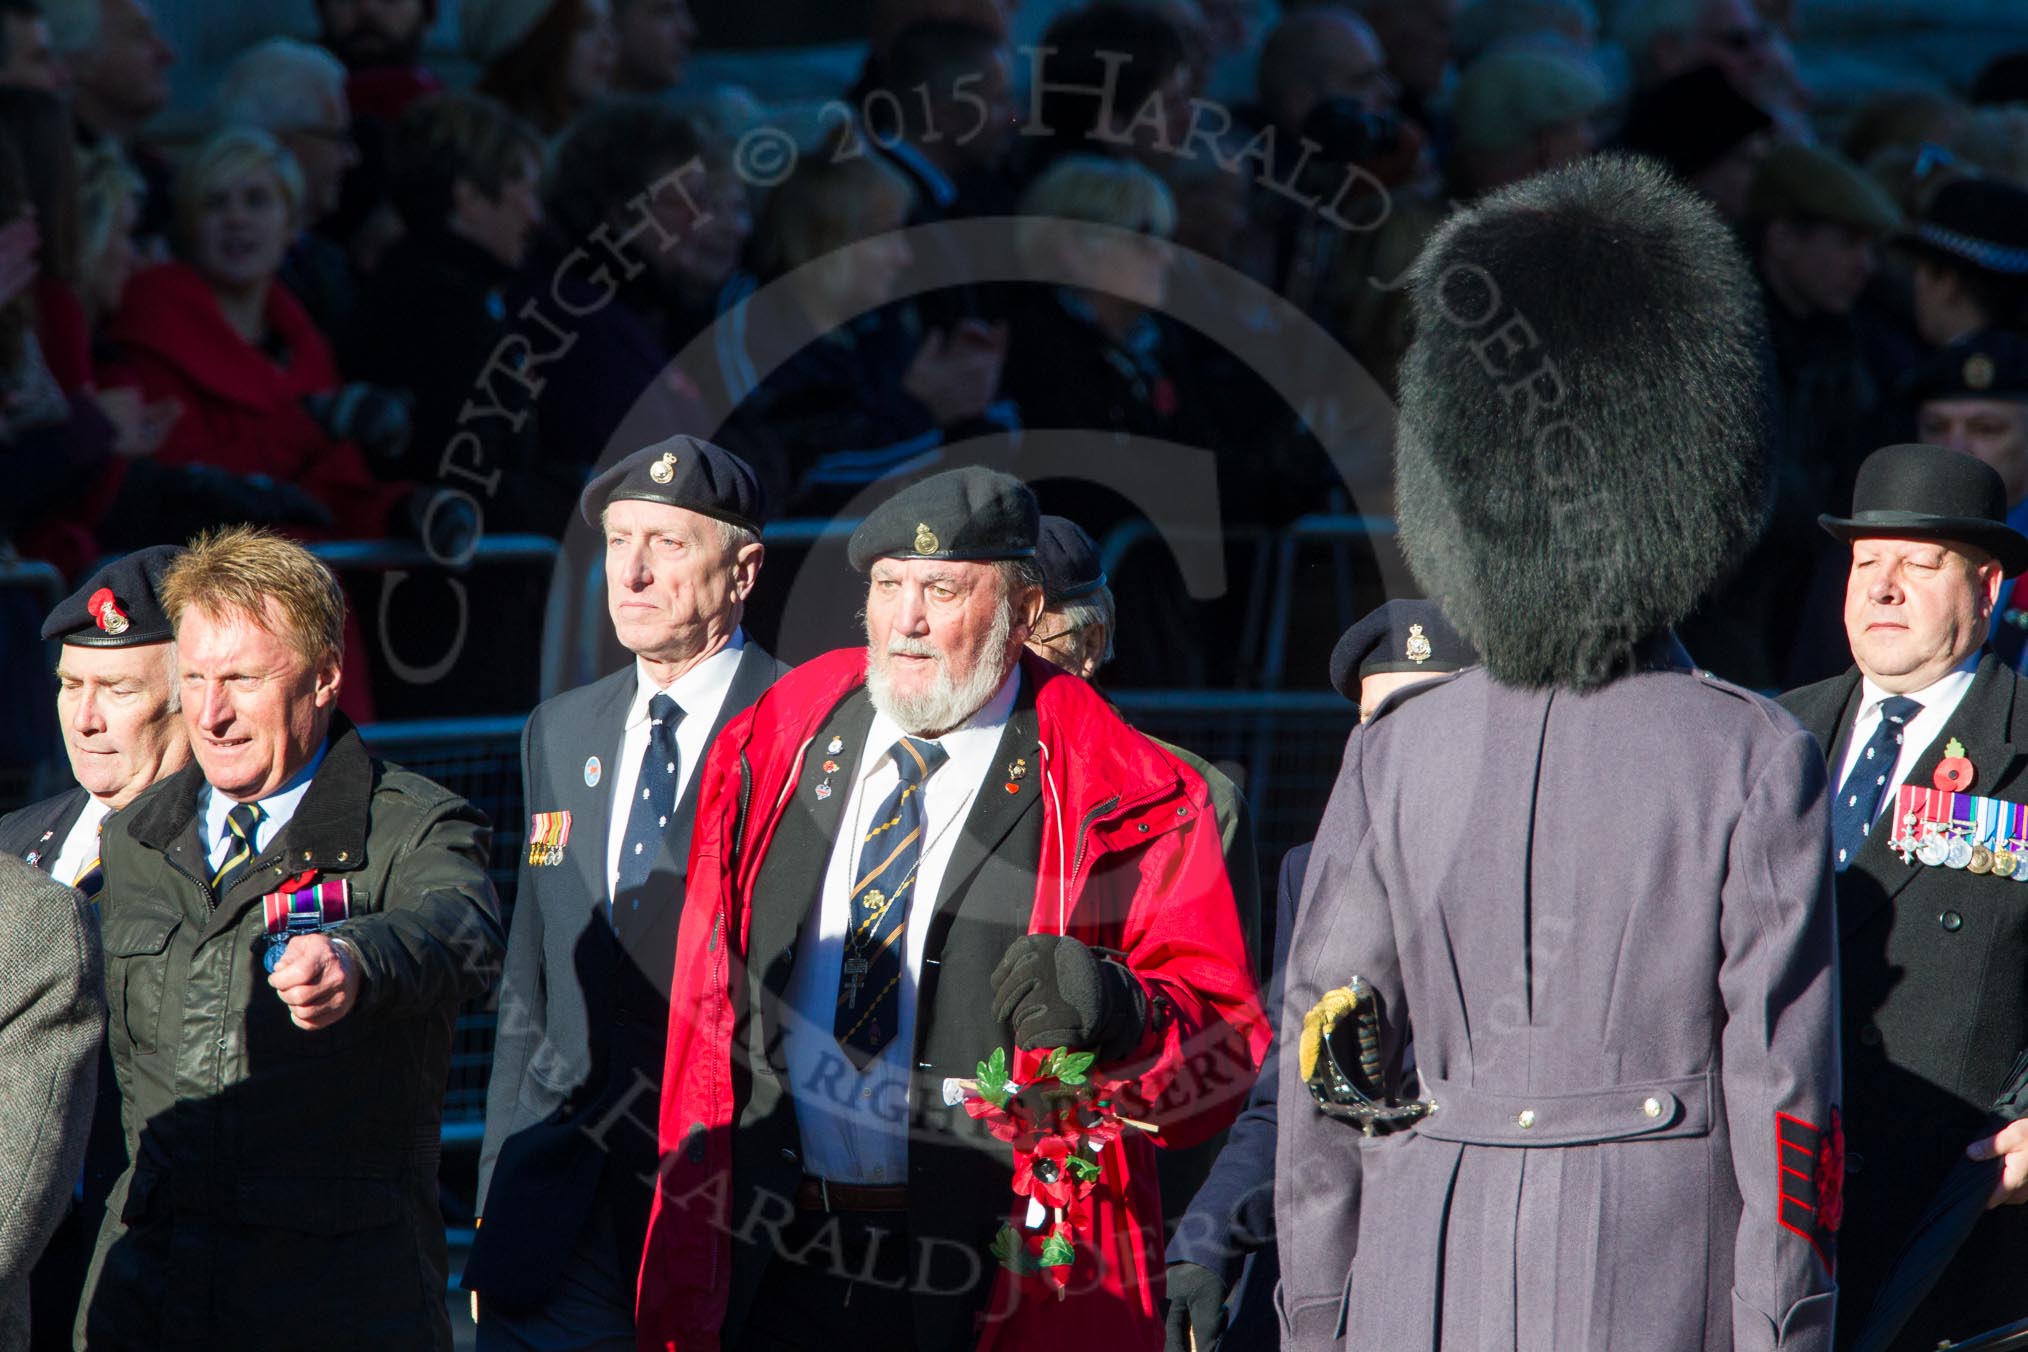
[1840,88,1966,173]
[1343,0,1457,126]
[467,0,616,140]
[1948,107,2028,191]
[1611,0,1797,118]
[213,38,363,338]
[1912,331,2028,531]
[1024,3,1192,176]
[1447,46,1605,197]
[510,97,714,475]
[100,128,421,546]
[74,140,141,329]
[45,0,173,239]
[1686,142,1900,686]
[316,0,444,282]
[0,0,58,91]
[1257,6,1397,149]
[720,139,1008,510]
[1616,63,1774,224]
[343,92,576,535]
[1902,176,2028,349]
[612,0,696,94]
[657,130,750,356]
[1452,0,1597,65]
[873,18,1017,221]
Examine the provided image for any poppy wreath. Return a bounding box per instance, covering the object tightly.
[949,1045,1155,1296]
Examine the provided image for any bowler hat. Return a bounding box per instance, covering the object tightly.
[1820,442,2028,573]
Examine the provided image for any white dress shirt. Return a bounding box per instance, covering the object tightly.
[604,629,747,901]
[1834,655,1981,828]
[782,664,1022,1184]
[48,795,112,889]
[203,738,330,872]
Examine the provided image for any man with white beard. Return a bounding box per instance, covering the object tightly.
[637,466,1267,1352]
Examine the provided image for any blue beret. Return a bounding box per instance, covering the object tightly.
[1329,598,1476,699]
[1035,515,1107,602]
[42,545,184,648]
[578,434,767,533]
[847,467,1039,571]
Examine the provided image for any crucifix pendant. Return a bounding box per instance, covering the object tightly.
[844,957,870,1008]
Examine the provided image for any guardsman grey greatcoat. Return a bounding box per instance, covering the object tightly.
[1275,156,1843,1352]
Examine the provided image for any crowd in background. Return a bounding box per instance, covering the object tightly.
[3,0,2028,737]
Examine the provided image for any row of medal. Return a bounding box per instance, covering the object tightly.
[1888,785,2028,879]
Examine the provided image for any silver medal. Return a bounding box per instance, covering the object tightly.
[1947,836,1975,870]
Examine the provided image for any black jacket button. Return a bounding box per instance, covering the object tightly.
[1940,910,1964,932]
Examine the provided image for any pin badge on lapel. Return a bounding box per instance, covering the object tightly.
[584,756,603,788]
[1005,757,1027,794]
[1935,739,1975,793]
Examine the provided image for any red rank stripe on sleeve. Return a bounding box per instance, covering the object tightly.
[1776,1109,1842,1274]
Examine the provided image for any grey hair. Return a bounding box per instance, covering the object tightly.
[1047,583,1117,669]
[212,38,349,135]
[995,557,1046,602]
[598,504,758,556]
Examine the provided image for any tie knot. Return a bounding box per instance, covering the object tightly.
[648,692,683,727]
[1880,695,1923,726]
[890,736,948,785]
[226,802,262,844]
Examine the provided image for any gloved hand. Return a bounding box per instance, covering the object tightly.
[396,486,481,561]
[990,933,1149,1061]
[302,384,413,465]
[1164,1262,1227,1352]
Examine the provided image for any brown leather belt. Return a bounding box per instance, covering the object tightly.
[795,1177,910,1213]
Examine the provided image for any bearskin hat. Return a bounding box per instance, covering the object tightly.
[1393,153,1768,690]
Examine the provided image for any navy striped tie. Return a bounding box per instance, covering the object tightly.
[836,736,947,1069]
[212,802,263,896]
[1832,695,1921,871]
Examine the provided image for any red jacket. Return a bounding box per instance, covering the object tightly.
[101,260,409,539]
[636,649,1269,1351]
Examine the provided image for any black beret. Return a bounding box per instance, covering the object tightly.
[1616,64,1772,181]
[1907,330,2028,404]
[578,434,767,533]
[847,467,1038,571]
[1035,515,1107,602]
[1328,598,1476,700]
[41,545,183,648]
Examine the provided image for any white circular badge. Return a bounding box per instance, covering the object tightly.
[584,756,603,788]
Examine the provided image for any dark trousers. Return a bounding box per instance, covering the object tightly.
[732,1210,918,1352]
[476,1192,635,1352]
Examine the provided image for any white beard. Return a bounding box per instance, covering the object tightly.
[865,603,1016,737]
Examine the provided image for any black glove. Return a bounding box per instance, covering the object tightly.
[990,933,1149,1061]
[395,486,480,560]
[302,384,412,465]
[1164,1262,1227,1352]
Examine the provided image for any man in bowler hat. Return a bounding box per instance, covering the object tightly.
[1783,442,2028,1348]
[466,436,787,1349]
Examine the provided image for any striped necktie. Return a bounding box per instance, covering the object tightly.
[835,736,948,1069]
[71,822,104,904]
[212,802,264,896]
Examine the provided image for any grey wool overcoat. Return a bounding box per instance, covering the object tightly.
[1275,664,1843,1352]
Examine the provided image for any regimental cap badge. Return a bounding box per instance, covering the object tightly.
[1405,623,1432,665]
[915,522,940,554]
[649,451,678,484]
[1966,353,1997,392]
[87,587,130,636]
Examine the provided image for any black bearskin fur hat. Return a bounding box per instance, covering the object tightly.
[1393,153,1767,690]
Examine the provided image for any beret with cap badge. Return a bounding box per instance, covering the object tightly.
[1328,598,1477,701]
[578,434,768,534]
[42,544,184,648]
[847,466,1039,571]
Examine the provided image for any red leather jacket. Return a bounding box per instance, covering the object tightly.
[636,649,1268,1351]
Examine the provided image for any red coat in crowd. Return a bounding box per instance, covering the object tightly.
[101,260,409,540]
[636,648,1270,1352]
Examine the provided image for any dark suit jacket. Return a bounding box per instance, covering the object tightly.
[1782,652,2028,1348]
[0,788,89,871]
[1166,843,1304,1351]
[466,641,784,1302]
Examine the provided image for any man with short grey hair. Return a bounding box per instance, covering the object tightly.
[47,0,174,239]
[467,435,785,1351]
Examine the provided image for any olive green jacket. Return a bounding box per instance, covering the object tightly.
[80,717,501,1348]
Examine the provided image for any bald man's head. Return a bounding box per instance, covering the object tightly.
[1258,7,1395,134]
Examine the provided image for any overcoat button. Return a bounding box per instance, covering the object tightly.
[1642,1097,1663,1119]
[1940,910,1964,932]
[1858,1024,1882,1047]
[1846,1152,1866,1175]
[1516,1109,1536,1129]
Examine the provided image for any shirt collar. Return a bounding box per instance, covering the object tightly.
[203,736,330,841]
[862,661,1022,782]
[627,628,747,729]
[1858,650,1982,720]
